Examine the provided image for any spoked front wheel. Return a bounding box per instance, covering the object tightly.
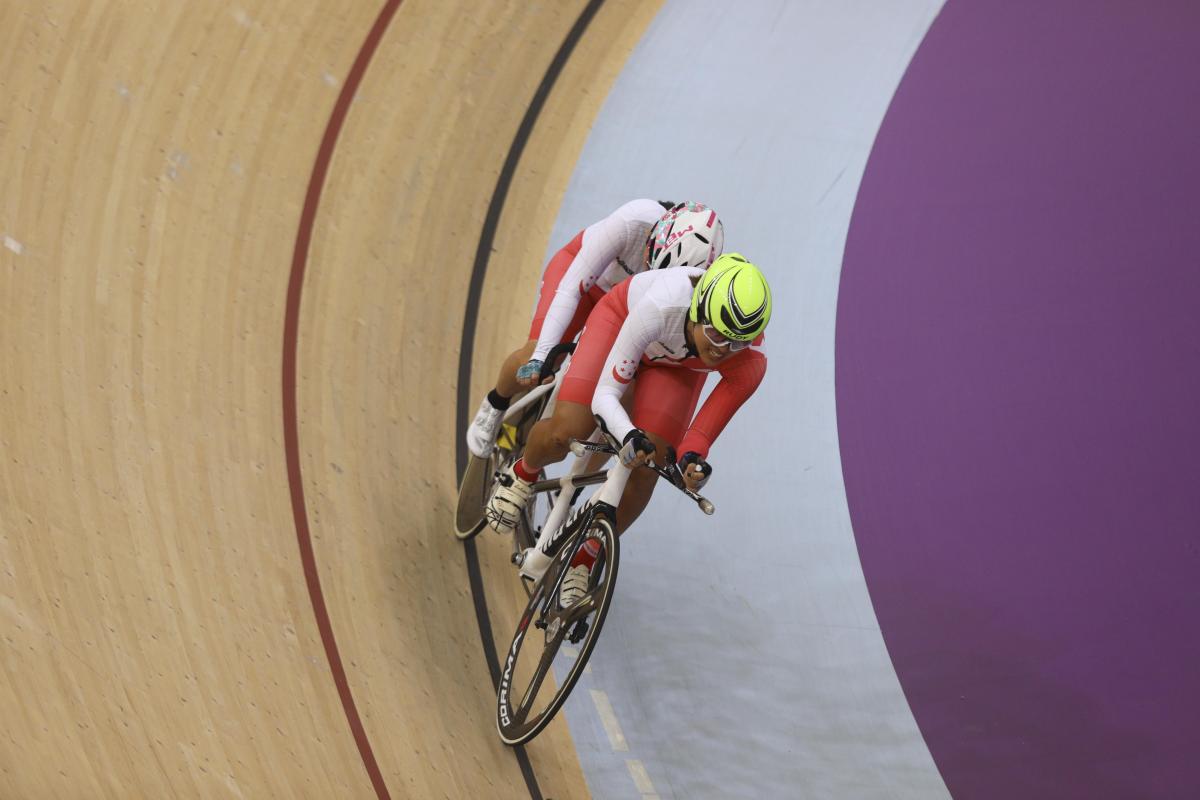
[496,515,619,745]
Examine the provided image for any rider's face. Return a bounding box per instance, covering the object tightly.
[689,321,734,367]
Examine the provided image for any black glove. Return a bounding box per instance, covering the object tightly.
[677,451,712,490]
[619,428,656,467]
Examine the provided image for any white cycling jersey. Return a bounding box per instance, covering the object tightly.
[530,198,666,361]
[593,268,766,445]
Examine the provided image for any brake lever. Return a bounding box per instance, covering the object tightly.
[567,440,714,515]
[568,439,616,458]
[648,461,715,515]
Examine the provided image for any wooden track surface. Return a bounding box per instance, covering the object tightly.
[0,1,659,797]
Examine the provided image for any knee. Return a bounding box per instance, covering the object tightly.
[552,404,595,449]
[506,338,536,364]
[529,415,579,460]
[545,419,575,452]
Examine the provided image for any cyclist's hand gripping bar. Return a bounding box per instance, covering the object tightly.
[536,341,577,384]
[567,439,715,516]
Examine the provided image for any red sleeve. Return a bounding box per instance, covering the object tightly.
[676,349,767,458]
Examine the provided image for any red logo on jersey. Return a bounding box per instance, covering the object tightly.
[611,360,635,384]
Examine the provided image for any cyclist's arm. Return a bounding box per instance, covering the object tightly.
[591,302,662,443]
[530,215,625,362]
[676,348,767,459]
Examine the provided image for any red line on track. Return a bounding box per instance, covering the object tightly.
[282,2,402,798]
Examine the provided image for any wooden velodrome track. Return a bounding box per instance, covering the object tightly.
[1,1,660,797]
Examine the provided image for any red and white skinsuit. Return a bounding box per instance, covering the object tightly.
[558,268,766,457]
[528,198,668,357]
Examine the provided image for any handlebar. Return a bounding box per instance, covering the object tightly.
[567,439,715,516]
[537,342,577,384]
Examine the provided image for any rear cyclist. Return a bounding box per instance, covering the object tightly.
[465,199,724,458]
[485,254,771,604]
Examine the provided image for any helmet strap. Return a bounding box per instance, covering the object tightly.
[683,319,700,357]
[642,230,658,269]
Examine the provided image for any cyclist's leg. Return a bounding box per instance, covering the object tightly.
[561,368,701,575]
[493,339,538,400]
[615,366,706,533]
[521,398,596,473]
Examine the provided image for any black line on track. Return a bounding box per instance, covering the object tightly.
[455,2,607,798]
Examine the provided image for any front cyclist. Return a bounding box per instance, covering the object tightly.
[464,199,724,458]
[485,254,771,604]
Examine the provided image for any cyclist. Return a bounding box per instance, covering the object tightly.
[485,254,771,605]
[465,199,724,458]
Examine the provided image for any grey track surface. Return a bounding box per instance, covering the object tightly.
[540,2,950,798]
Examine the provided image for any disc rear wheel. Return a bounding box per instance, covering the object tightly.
[454,450,495,539]
[454,395,547,540]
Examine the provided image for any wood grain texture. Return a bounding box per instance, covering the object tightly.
[0,0,659,797]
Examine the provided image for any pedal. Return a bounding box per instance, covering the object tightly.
[568,619,589,644]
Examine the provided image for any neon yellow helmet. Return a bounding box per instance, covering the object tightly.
[688,254,772,341]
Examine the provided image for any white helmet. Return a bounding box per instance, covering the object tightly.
[644,201,724,270]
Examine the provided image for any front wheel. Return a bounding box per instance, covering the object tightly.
[496,514,619,745]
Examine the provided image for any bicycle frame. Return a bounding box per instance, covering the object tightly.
[516,446,629,581]
[499,343,715,580]
[499,375,557,427]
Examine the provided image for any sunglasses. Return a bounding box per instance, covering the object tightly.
[700,324,752,351]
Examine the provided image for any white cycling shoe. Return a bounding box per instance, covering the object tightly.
[465,398,504,460]
[485,466,532,535]
[466,397,504,459]
[558,563,591,609]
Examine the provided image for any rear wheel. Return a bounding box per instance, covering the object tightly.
[454,394,548,540]
[454,450,495,539]
[496,514,619,746]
